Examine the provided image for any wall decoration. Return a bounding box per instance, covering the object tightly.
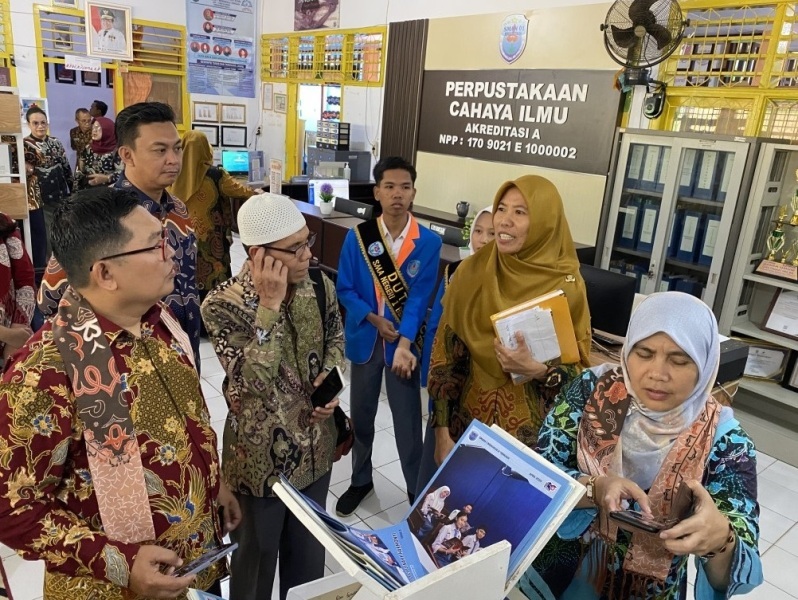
[52,0,79,7]
[192,123,220,147]
[274,93,287,114]
[85,2,133,61]
[499,14,529,64]
[187,0,257,98]
[53,23,73,51]
[262,83,273,111]
[81,71,101,86]
[221,103,246,124]
[55,64,76,84]
[221,125,247,147]
[193,101,219,123]
[295,0,340,31]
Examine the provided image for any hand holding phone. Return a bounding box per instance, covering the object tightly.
[171,543,238,577]
[311,366,344,409]
[610,510,678,534]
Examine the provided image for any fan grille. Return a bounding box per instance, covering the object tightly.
[604,0,685,68]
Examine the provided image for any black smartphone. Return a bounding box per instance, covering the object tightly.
[609,510,677,534]
[172,543,238,577]
[310,366,344,409]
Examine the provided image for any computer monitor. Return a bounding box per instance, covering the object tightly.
[334,196,373,219]
[428,222,466,247]
[222,150,250,177]
[308,178,349,206]
[579,264,637,342]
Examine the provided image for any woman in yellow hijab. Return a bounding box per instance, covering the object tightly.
[170,130,256,302]
[429,175,592,460]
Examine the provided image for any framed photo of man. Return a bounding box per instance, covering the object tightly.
[85,2,133,61]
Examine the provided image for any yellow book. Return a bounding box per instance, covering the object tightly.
[490,290,580,381]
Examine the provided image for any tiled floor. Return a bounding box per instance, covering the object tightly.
[3,240,798,599]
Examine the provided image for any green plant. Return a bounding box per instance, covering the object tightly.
[461,214,475,247]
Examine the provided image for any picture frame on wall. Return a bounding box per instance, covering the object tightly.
[743,340,790,382]
[221,104,246,124]
[106,68,114,88]
[221,126,247,148]
[55,64,76,84]
[262,83,273,111]
[192,123,220,147]
[193,101,219,123]
[782,352,798,393]
[85,1,134,62]
[81,70,101,86]
[52,0,79,7]
[53,23,73,51]
[274,93,287,113]
[762,289,798,342]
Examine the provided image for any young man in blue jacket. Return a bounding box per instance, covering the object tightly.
[335,156,442,516]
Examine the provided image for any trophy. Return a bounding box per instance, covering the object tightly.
[791,171,798,226]
[756,204,798,281]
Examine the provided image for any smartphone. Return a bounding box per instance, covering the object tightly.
[172,543,238,577]
[311,366,344,409]
[609,510,678,534]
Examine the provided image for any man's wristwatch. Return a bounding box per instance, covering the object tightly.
[585,475,599,505]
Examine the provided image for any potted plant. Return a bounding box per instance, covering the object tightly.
[459,213,474,259]
[319,182,335,215]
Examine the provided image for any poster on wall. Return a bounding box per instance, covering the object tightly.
[417,69,620,177]
[294,0,340,31]
[187,0,257,98]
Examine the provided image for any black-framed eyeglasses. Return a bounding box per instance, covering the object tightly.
[257,231,317,259]
[90,230,168,271]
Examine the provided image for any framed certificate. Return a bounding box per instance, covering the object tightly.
[743,341,789,382]
[192,123,219,147]
[221,126,247,148]
[762,289,798,342]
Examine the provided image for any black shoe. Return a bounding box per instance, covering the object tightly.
[335,482,374,517]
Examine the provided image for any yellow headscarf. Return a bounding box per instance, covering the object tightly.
[441,175,592,389]
[169,130,213,202]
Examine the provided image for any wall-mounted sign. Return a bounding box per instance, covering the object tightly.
[500,14,528,64]
[417,69,620,176]
[65,55,102,73]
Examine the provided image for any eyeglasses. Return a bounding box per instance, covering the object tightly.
[90,230,168,271]
[257,231,317,259]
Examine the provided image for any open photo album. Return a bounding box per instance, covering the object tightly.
[274,419,585,594]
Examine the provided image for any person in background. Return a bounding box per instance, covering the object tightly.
[68,107,92,167]
[37,102,202,366]
[0,187,240,600]
[429,175,592,462]
[518,292,762,600]
[170,130,256,305]
[22,106,73,273]
[90,99,109,118]
[461,526,486,556]
[416,206,494,496]
[75,115,122,190]
[416,485,450,538]
[201,194,344,600]
[335,156,441,516]
[0,212,34,365]
[431,513,469,566]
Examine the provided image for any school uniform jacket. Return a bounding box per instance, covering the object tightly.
[336,216,441,366]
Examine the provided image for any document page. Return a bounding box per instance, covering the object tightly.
[494,307,560,368]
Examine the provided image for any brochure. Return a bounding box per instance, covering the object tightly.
[275,419,584,593]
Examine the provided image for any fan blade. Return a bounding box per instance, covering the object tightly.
[611,25,640,49]
[629,0,659,23]
[646,23,673,50]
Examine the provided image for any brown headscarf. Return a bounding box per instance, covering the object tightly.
[169,130,213,202]
[441,175,592,389]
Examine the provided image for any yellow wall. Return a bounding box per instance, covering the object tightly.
[416,3,616,245]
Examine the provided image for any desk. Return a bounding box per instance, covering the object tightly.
[321,217,366,271]
[289,200,360,269]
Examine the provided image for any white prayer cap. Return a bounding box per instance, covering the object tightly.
[238,193,307,246]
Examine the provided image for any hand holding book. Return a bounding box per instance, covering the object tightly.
[493,333,548,381]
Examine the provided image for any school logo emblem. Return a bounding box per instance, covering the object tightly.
[499,14,529,64]
[468,431,479,441]
[544,481,558,492]
[407,260,421,278]
[368,242,384,257]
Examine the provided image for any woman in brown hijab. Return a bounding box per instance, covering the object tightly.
[170,130,256,302]
[429,175,592,460]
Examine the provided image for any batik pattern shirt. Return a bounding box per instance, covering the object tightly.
[37,174,201,365]
[522,369,762,600]
[0,303,225,600]
[23,135,73,211]
[69,126,92,160]
[74,147,122,190]
[201,263,344,497]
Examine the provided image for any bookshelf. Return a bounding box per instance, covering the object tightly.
[597,129,777,316]
[0,87,30,257]
[719,142,798,465]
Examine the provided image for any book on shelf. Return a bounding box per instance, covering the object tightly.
[616,196,643,249]
[490,289,580,384]
[639,145,661,191]
[625,144,645,189]
[655,147,671,193]
[676,210,702,263]
[693,150,720,200]
[273,420,584,594]
[679,148,698,197]
[716,153,734,202]
[635,198,660,253]
[698,213,721,266]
